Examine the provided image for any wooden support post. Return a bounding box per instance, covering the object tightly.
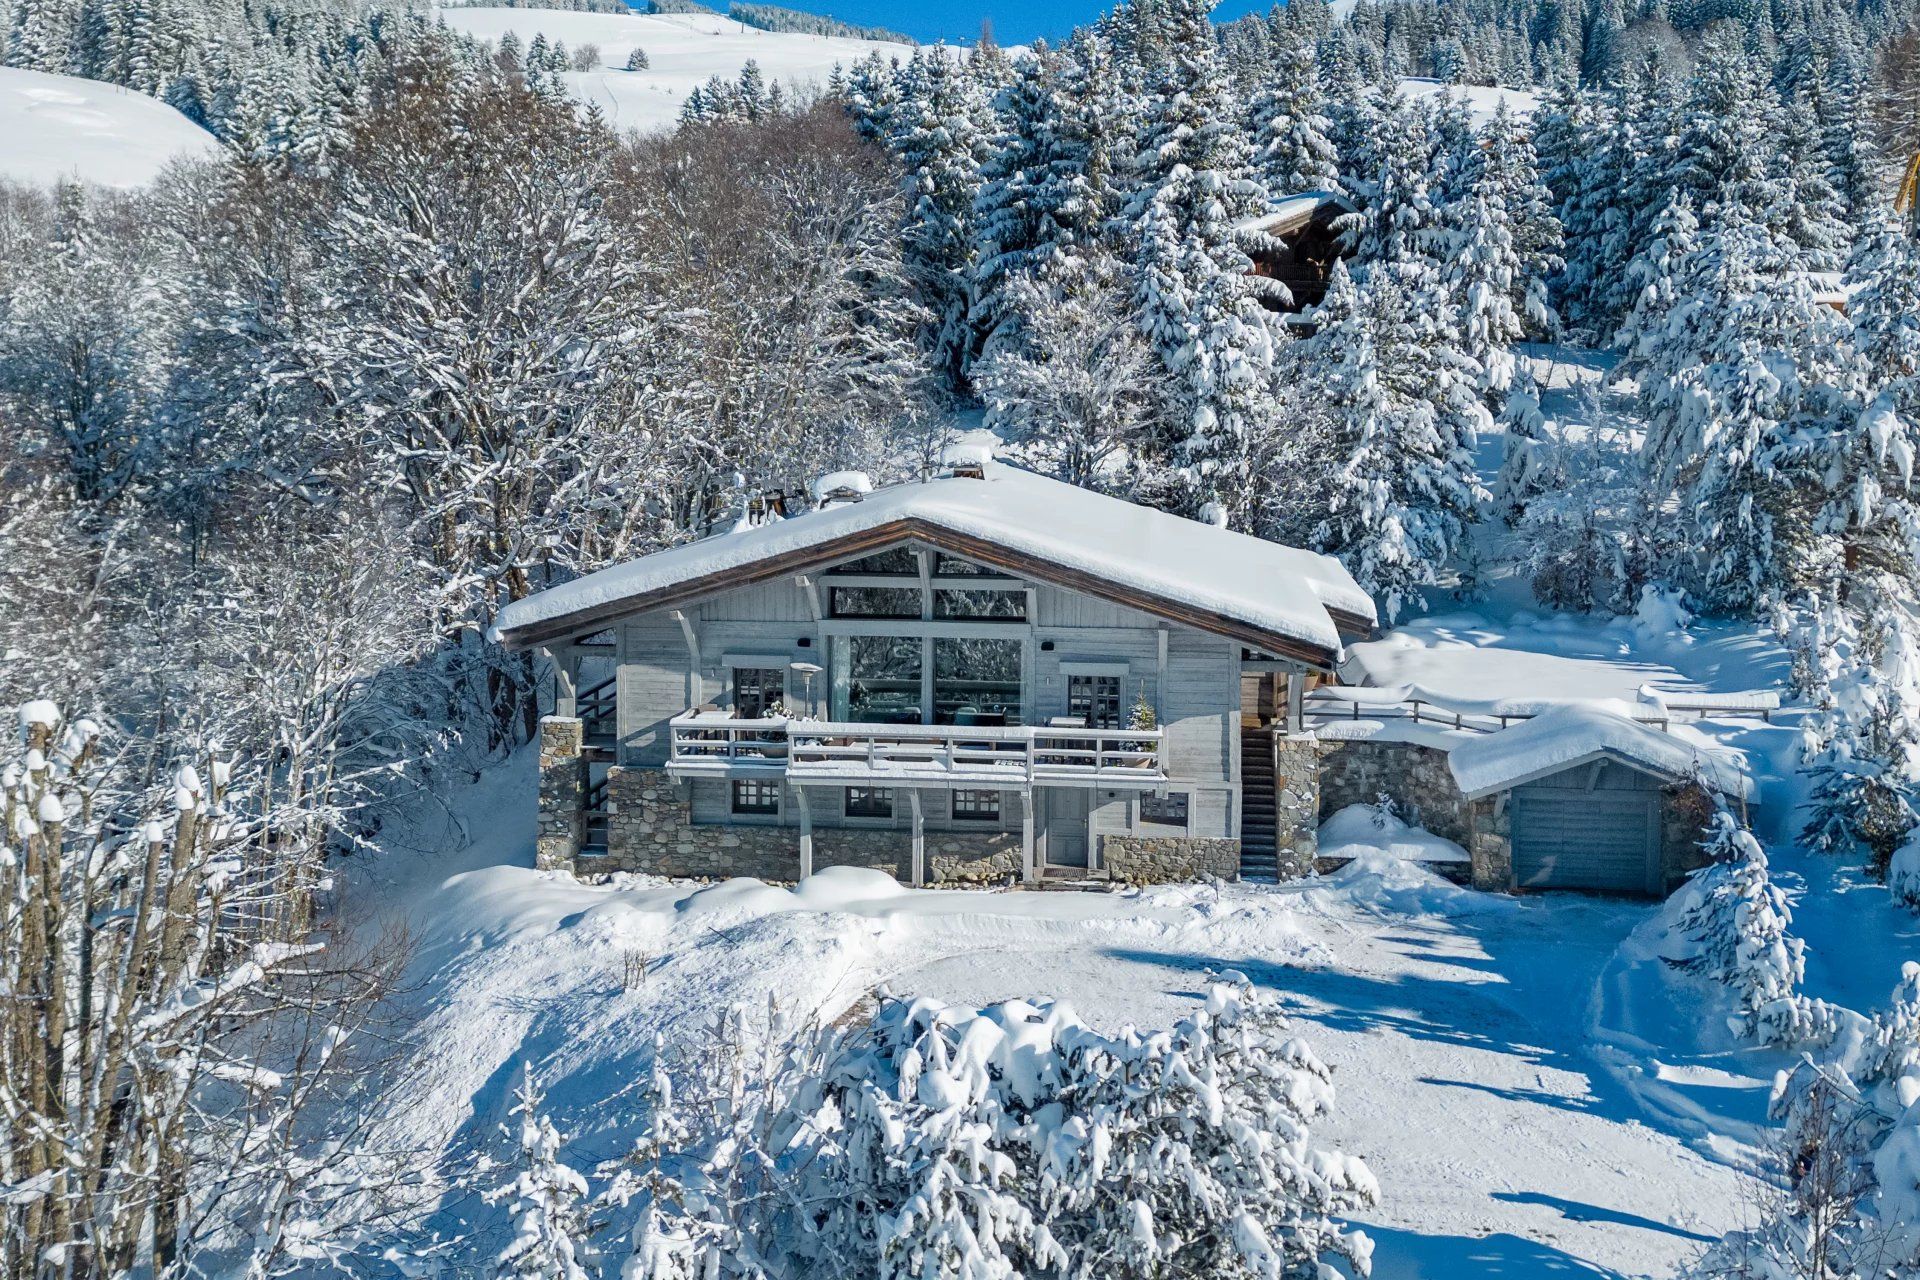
[1155,627,1169,725]
[670,610,702,706]
[1021,792,1036,884]
[909,790,925,887]
[796,786,813,880]
[542,647,580,720]
[1286,671,1305,734]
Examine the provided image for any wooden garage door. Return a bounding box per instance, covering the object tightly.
[1512,785,1660,893]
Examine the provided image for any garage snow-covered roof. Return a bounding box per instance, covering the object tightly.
[489,459,1376,661]
[1447,705,1754,801]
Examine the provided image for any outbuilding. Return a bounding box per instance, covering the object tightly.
[1445,705,1749,895]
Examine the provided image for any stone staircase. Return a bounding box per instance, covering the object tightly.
[1239,724,1279,880]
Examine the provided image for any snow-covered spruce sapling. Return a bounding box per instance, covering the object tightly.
[626,47,650,71]
[486,1064,592,1280]
[1664,807,1833,1047]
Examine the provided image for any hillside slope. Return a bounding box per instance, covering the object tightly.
[0,66,219,189]
[440,5,918,132]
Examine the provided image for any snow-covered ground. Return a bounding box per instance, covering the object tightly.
[345,578,1920,1275]
[0,66,218,189]
[438,6,921,133]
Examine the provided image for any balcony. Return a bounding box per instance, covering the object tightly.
[666,711,1166,789]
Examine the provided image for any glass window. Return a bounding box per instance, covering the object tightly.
[830,587,921,619]
[952,790,1001,822]
[836,635,924,724]
[1140,792,1188,828]
[934,637,1022,726]
[933,589,1026,620]
[733,667,785,718]
[1067,674,1123,729]
[934,555,997,577]
[845,786,894,819]
[831,548,917,575]
[731,779,780,815]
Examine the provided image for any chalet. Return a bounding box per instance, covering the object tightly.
[492,447,1749,894]
[1236,191,1355,313]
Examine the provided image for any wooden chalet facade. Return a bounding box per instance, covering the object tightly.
[491,453,1376,886]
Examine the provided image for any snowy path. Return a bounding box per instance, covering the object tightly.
[350,768,1758,1275]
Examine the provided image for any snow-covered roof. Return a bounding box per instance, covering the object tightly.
[490,459,1376,660]
[1446,705,1753,801]
[1236,190,1352,240]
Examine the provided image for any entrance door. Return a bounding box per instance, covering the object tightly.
[1043,789,1091,868]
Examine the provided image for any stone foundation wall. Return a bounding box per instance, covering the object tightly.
[595,767,1023,884]
[1101,836,1241,884]
[1316,739,1473,846]
[536,717,585,872]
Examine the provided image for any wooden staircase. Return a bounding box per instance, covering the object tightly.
[1239,724,1279,880]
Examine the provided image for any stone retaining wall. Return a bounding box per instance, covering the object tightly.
[1100,836,1241,884]
[1316,738,1473,846]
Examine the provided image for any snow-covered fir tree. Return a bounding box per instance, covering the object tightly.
[1247,31,1341,196]
[1304,260,1487,621]
[1664,806,1828,1046]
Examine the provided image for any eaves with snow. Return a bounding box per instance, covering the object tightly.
[489,458,1376,666]
[1447,704,1754,801]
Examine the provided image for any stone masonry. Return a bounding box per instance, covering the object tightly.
[1272,735,1321,879]
[596,767,1023,884]
[1315,739,1472,846]
[1101,836,1241,884]
[536,716,585,872]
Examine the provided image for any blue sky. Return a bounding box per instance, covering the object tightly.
[727,0,1275,45]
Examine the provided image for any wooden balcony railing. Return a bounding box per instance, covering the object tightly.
[666,713,1165,785]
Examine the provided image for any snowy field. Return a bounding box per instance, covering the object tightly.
[0,66,217,189]
[438,6,920,133]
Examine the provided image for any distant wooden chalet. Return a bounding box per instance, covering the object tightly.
[1235,191,1355,313]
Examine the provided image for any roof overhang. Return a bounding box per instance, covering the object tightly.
[1453,748,1684,802]
[494,518,1352,669]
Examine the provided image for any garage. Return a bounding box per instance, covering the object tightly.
[1511,765,1663,894]
[1447,705,1754,897]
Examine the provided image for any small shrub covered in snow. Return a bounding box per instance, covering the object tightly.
[609,976,1378,1279]
[1664,809,1827,1047]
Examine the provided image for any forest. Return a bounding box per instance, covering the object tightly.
[1,0,1919,1272]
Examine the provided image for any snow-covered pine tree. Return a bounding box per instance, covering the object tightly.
[625,46,648,71]
[1123,0,1277,522]
[1770,80,1853,271]
[1305,260,1486,622]
[1247,32,1341,197]
[1667,27,1780,232]
[889,49,990,391]
[1802,601,1920,875]
[1663,805,1834,1047]
[1336,91,1444,280]
[828,977,1379,1280]
[486,1065,591,1280]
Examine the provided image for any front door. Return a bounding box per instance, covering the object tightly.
[1043,789,1091,868]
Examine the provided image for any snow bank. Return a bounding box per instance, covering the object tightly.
[491,458,1375,652]
[1300,853,1513,918]
[1447,704,1753,800]
[0,67,217,189]
[438,7,924,135]
[1319,804,1470,864]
